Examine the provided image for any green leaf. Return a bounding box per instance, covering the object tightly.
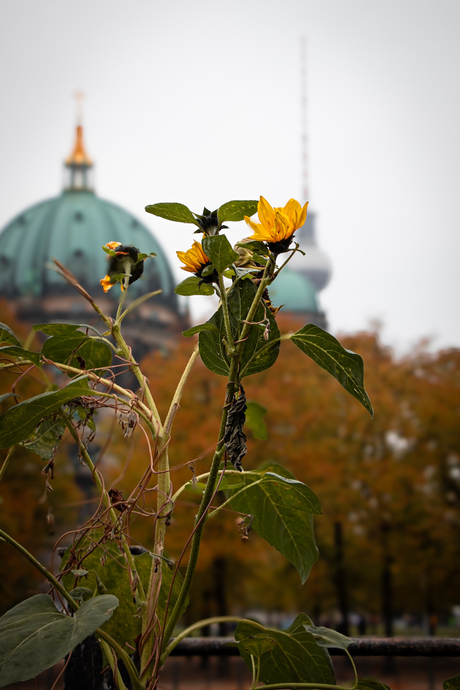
[137,251,157,261]
[217,200,258,224]
[0,593,118,688]
[199,279,280,378]
[235,240,267,253]
[290,324,374,417]
[202,235,239,274]
[444,677,460,690]
[33,323,83,335]
[61,540,187,651]
[182,323,219,337]
[102,245,119,257]
[21,417,67,460]
[226,465,320,583]
[304,625,352,650]
[0,393,19,405]
[235,614,335,685]
[0,376,94,448]
[0,345,42,367]
[41,334,112,374]
[356,682,392,690]
[0,323,21,347]
[175,276,215,296]
[145,202,201,226]
[245,401,267,440]
[236,633,276,656]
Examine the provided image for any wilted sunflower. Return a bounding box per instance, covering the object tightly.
[100,242,144,293]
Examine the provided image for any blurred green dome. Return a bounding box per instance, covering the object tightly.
[0,124,187,356]
[269,267,319,313]
[0,125,177,312]
[0,190,176,305]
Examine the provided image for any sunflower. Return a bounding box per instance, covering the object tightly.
[244,196,308,254]
[176,241,210,274]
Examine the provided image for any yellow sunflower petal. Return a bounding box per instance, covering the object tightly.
[258,196,275,228]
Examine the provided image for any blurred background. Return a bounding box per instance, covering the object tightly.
[1,1,459,688]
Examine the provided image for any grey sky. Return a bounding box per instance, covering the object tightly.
[1,0,459,352]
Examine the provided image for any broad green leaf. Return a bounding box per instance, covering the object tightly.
[61,540,187,651]
[145,202,201,226]
[305,625,352,650]
[202,235,239,274]
[290,324,373,417]
[217,200,258,224]
[236,633,276,656]
[199,279,280,378]
[0,376,94,448]
[175,276,215,296]
[245,401,267,440]
[0,593,118,688]
[182,323,219,337]
[356,682,392,690]
[0,345,42,367]
[235,614,335,685]
[33,323,83,335]
[21,417,66,460]
[444,678,460,690]
[226,465,320,583]
[0,323,21,347]
[41,334,112,374]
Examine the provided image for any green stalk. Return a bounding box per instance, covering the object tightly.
[0,527,79,611]
[161,616,254,661]
[0,447,14,483]
[110,321,161,427]
[218,272,236,355]
[161,263,276,652]
[139,345,199,681]
[161,355,240,650]
[62,412,146,604]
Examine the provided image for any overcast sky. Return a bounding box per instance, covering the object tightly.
[0,0,459,353]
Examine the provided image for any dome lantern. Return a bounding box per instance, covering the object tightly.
[64,124,94,192]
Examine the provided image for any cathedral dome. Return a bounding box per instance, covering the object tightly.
[0,124,187,356]
[0,190,176,305]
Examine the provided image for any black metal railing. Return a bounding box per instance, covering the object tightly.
[170,636,460,657]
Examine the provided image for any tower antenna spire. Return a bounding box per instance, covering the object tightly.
[300,37,309,204]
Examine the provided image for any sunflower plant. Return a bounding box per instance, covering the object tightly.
[0,196,387,690]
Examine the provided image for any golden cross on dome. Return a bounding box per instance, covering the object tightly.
[74,90,85,125]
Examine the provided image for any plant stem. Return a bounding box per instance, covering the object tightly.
[161,355,239,650]
[0,527,79,611]
[0,447,14,483]
[161,616,254,662]
[218,272,236,355]
[62,412,146,604]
